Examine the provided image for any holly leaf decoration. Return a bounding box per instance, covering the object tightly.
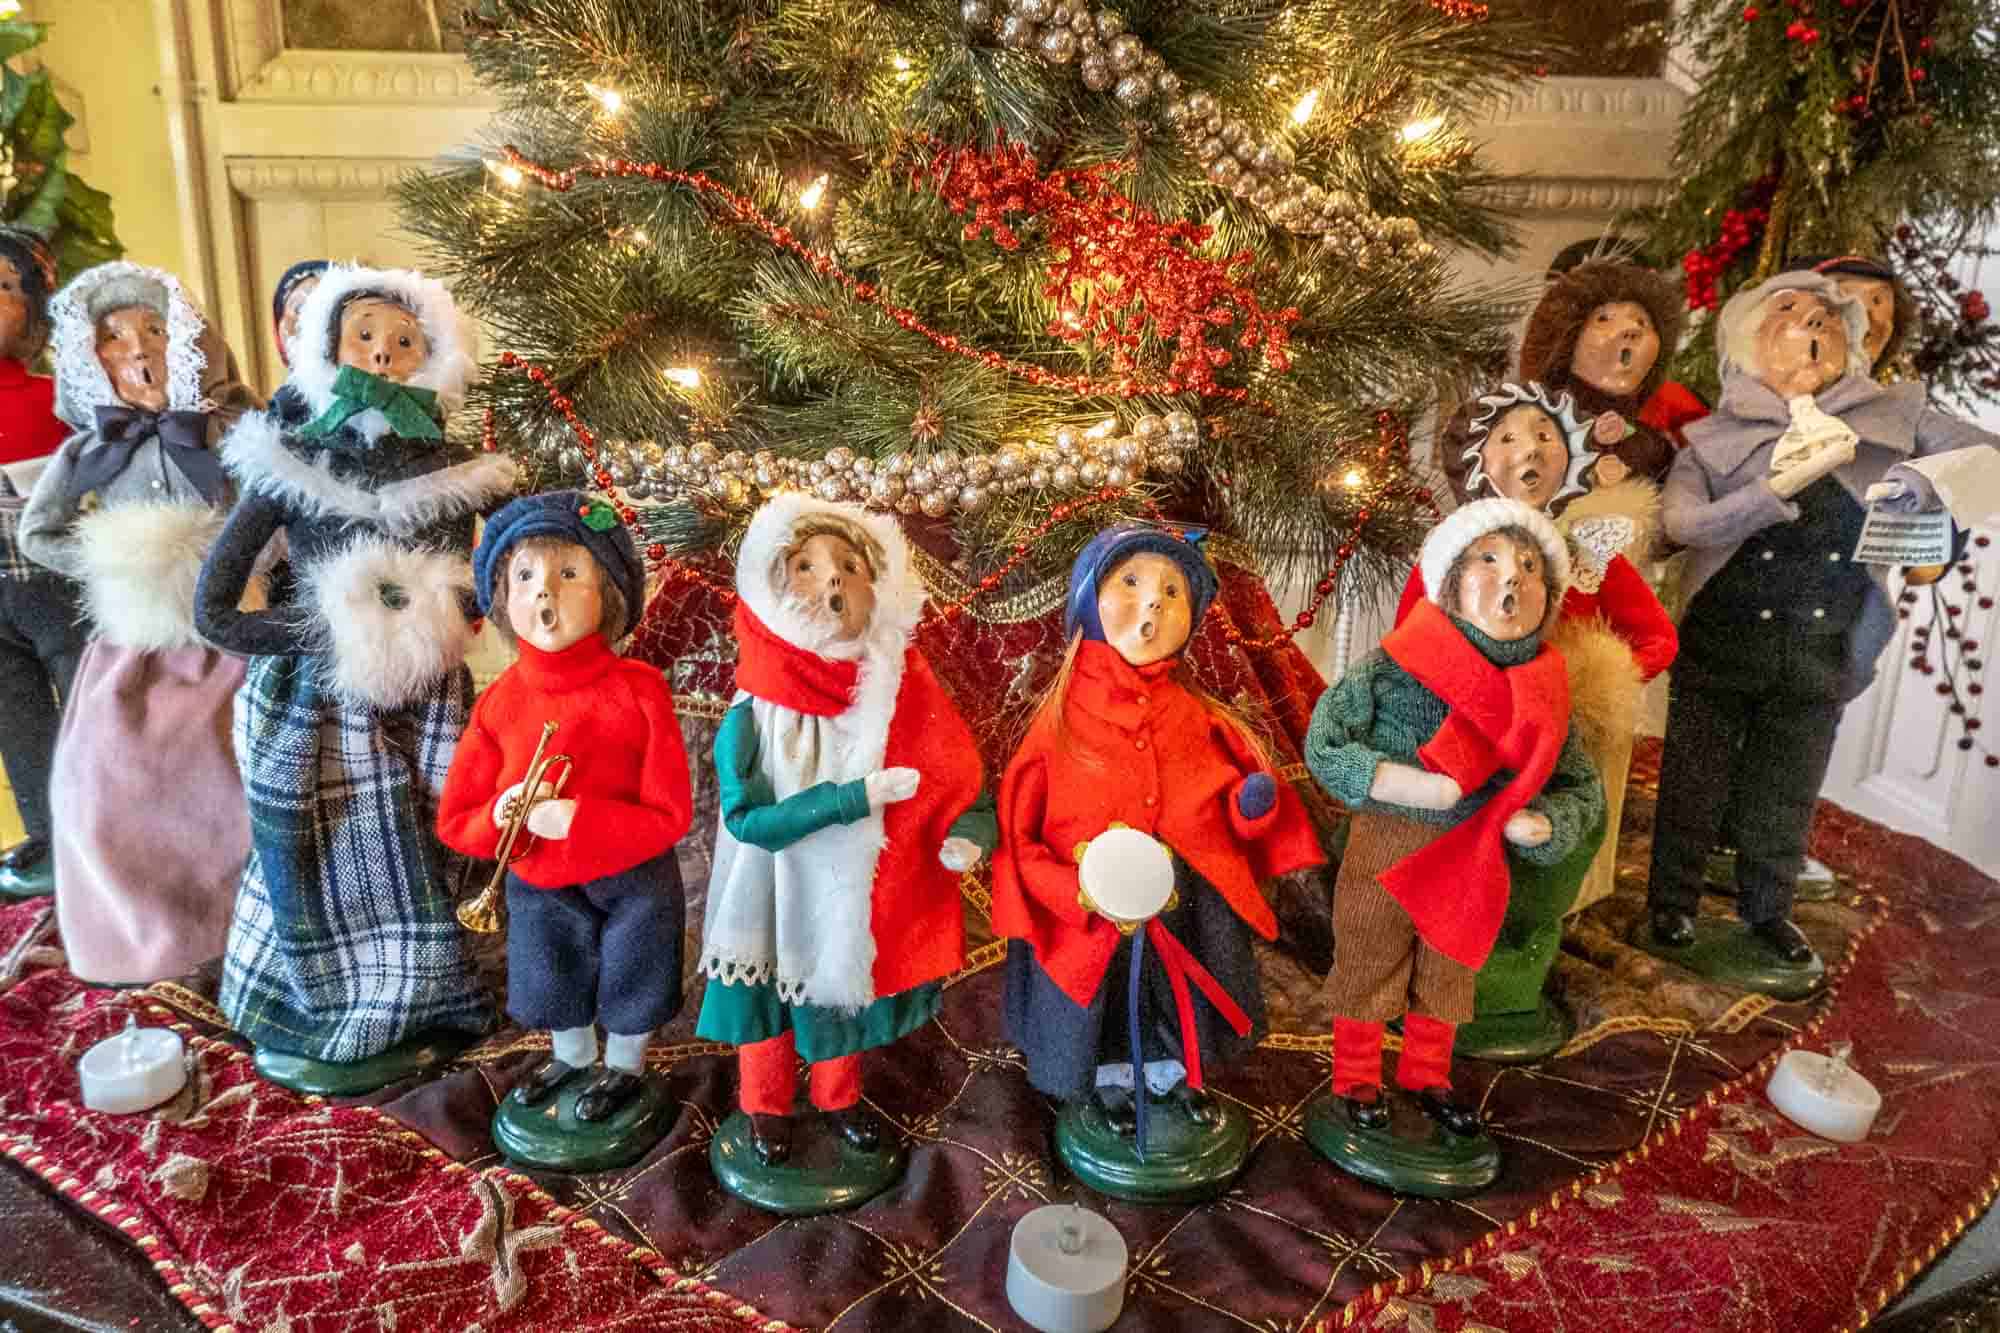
[581,499,619,532]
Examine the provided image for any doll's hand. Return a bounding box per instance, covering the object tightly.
[1369,762,1463,811]
[1235,772,1277,820]
[525,798,577,840]
[493,780,557,829]
[1592,412,1629,447]
[1863,478,1912,508]
[939,837,983,873]
[865,767,921,809]
[1504,810,1553,848]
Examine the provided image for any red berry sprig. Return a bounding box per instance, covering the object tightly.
[1898,534,1996,765]
[1681,174,1780,311]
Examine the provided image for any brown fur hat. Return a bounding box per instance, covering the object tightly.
[1518,260,1686,404]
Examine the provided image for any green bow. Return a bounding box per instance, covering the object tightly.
[301,364,443,441]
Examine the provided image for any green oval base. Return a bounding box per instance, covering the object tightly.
[253,1029,475,1097]
[1053,1096,1249,1205]
[492,1074,672,1173]
[1454,995,1574,1065]
[709,1109,904,1216]
[1630,914,1826,1001]
[1703,850,1840,903]
[1303,1093,1500,1199]
[0,863,53,899]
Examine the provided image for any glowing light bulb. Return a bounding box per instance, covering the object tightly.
[0,1,22,17]
[1291,89,1320,125]
[1342,468,1365,489]
[1400,115,1445,143]
[585,83,625,115]
[664,366,702,389]
[629,229,649,245]
[799,173,830,211]
[487,159,525,189]
[892,54,912,71]
[1085,418,1117,439]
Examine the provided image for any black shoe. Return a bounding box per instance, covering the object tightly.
[1344,1090,1390,1132]
[1416,1086,1482,1137]
[1650,908,1696,948]
[1173,1084,1221,1127]
[1093,1086,1138,1137]
[0,836,48,870]
[510,1058,580,1108]
[749,1113,793,1165]
[828,1105,883,1152]
[1749,917,1814,965]
[573,1069,645,1122]
[0,836,52,897]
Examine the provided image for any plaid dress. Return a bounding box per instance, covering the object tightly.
[219,655,491,1062]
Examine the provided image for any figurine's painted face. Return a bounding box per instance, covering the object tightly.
[1570,300,1659,398]
[1754,289,1849,399]
[506,539,603,654]
[784,531,876,642]
[96,305,169,412]
[1832,275,1896,366]
[279,275,319,356]
[1450,531,1549,643]
[1096,550,1192,666]
[0,258,29,361]
[1479,405,1569,511]
[337,297,428,383]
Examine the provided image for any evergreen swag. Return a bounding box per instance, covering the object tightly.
[0,19,121,281]
[398,0,1566,604]
[1643,0,2000,408]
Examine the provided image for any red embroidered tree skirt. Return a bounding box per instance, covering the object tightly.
[0,566,1995,1332]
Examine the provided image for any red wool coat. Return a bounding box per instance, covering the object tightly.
[0,359,67,467]
[437,633,694,888]
[1395,553,1678,682]
[991,640,1326,1008]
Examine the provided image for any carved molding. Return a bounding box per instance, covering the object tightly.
[1476,177,1675,218]
[1478,76,1687,127]
[236,50,493,105]
[225,156,420,199]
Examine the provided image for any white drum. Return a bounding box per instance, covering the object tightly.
[1078,826,1175,925]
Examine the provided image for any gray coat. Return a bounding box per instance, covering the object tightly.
[1667,371,2000,701]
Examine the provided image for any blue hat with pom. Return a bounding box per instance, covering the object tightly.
[474,490,645,638]
[1063,523,1219,643]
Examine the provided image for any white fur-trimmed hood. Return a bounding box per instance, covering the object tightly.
[71,501,222,651]
[288,263,479,422]
[1420,496,1572,609]
[733,492,926,666]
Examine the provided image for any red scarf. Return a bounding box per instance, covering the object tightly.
[1379,600,1570,969]
[730,600,986,998]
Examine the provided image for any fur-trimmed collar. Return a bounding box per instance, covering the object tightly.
[288,264,477,429]
[221,407,518,535]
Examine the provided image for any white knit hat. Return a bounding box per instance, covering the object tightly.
[1420,496,1571,610]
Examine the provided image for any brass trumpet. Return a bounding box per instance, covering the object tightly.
[457,720,573,933]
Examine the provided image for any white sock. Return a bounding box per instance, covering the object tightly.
[1143,1060,1187,1096]
[1094,1062,1135,1090]
[551,1025,598,1068]
[603,1029,653,1075]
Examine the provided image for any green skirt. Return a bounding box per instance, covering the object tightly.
[695,977,941,1063]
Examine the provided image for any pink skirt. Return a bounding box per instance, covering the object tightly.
[51,639,249,984]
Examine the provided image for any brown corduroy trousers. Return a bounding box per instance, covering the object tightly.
[1326,808,1476,1025]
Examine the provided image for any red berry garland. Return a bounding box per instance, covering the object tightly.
[1681,174,1779,311]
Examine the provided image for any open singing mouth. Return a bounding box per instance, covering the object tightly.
[1618,346,1634,367]
[1519,467,1541,488]
[1139,619,1157,641]
[140,364,155,385]
[1501,591,1518,616]
[1810,337,1821,362]
[827,592,846,615]
[538,606,557,629]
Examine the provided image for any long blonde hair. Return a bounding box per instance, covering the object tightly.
[1022,629,1274,772]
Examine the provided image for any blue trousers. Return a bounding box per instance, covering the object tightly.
[504,849,684,1036]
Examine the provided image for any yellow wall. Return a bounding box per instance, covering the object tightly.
[23,0,188,279]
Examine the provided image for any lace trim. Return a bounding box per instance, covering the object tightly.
[49,262,210,422]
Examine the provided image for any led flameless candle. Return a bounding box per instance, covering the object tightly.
[1006,1202,1128,1333]
[1767,1042,1880,1143]
[79,1015,187,1115]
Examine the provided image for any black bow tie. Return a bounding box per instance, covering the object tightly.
[70,405,224,504]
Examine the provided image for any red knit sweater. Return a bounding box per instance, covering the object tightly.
[1395,553,1678,682]
[0,359,68,467]
[437,633,694,889]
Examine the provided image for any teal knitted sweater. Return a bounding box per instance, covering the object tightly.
[1304,617,1602,867]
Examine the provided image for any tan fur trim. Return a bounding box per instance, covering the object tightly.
[1548,615,1644,778]
[72,502,222,651]
[1555,477,1661,562]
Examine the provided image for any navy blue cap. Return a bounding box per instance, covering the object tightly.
[474,489,645,637]
[1063,523,1219,643]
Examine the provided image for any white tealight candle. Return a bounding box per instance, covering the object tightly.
[1006,1203,1128,1333]
[1767,1044,1880,1143]
[79,1015,188,1115]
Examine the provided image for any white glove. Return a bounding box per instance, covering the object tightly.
[492,779,557,830]
[1863,479,1909,506]
[525,798,577,840]
[939,836,983,872]
[1369,762,1463,811]
[1504,810,1553,847]
[865,767,921,809]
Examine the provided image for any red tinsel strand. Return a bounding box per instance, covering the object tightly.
[917,139,1298,399]
[500,145,1256,407]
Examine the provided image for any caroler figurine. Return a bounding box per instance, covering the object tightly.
[0,226,83,900]
[1405,380,1673,1059]
[1642,271,1999,996]
[696,493,993,1214]
[1304,498,1602,1197]
[992,524,1323,1203]
[437,490,691,1170]
[21,262,261,984]
[197,263,512,1093]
